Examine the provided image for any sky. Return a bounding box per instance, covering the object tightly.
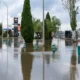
[0,0,80,31]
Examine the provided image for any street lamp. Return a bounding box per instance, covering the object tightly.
[0,1,8,74]
[43,0,45,46]
[42,1,45,80]
[0,1,8,38]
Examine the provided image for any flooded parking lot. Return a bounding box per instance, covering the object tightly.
[0,38,80,80]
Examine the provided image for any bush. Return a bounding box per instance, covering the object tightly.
[8,29,13,37]
[3,31,7,37]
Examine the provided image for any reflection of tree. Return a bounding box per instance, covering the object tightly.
[21,51,33,80]
[3,39,7,45]
[45,54,50,64]
[8,39,12,47]
[0,38,2,49]
[70,43,77,80]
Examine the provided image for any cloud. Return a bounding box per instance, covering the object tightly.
[0,0,80,31]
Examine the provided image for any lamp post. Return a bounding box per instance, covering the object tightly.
[0,2,8,73]
[42,1,45,80]
[0,1,8,38]
[43,0,45,46]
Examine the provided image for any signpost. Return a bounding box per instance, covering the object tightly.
[14,17,18,37]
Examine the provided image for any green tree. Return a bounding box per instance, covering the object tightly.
[21,0,34,43]
[33,18,42,32]
[45,12,51,39]
[3,31,7,37]
[51,16,61,32]
[45,13,61,39]
[0,23,2,36]
[8,29,13,37]
[46,19,52,39]
[62,0,79,41]
[46,12,51,21]
[62,0,78,30]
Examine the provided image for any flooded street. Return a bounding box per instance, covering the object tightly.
[0,38,80,80]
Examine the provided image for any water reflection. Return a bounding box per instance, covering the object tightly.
[3,39,7,45]
[0,38,2,49]
[14,38,19,48]
[21,51,33,80]
[78,55,80,64]
[65,40,72,46]
[14,48,18,59]
[14,38,19,59]
[52,51,60,61]
[7,38,12,47]
[70,43,77,80]
[45,54,50,64]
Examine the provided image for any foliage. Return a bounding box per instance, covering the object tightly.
[8,29,13,37]
[61,0,79,30]
[3,31,7,37]
[33,18,42,32]
[51,16,61,32]
[46,12,51,21]
[45,12,51,39]
[21,0,34,43]
[45,12,61,39]
[0,23,2,36]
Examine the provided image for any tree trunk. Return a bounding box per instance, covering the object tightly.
[72,30,76,42]
[26,43,34,52]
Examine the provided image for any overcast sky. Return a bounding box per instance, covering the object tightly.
[0,0,80,31]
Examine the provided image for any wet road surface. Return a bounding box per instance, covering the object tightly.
[0,38,80,80]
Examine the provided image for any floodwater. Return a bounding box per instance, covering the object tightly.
[0,38,80,80]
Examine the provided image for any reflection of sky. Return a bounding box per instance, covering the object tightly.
[0,38,79,80]
[0,39,23,80]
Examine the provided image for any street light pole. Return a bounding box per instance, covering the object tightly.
[0,1,8,73]
[43,0,45,46]
[0,1,8,38]
[42,1,45,80]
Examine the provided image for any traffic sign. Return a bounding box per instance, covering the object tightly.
[14,17,18,23]
[14,17,18,37]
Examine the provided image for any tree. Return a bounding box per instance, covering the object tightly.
[51,16,61,32]
[46,12,51,21]
[0,23,2,36]
[45,13,61,39]
[46,19,52,39]
[45,12,51,39]
[3,31,7,37]
[21,0,34,43]
[8,29,13,37]
[33,18,42,32]
[61,0,79,41]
